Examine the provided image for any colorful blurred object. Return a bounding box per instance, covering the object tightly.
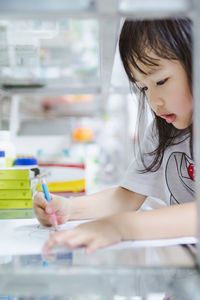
[42,94,94,109]
[73,127,94,142]
[38,163,86,196]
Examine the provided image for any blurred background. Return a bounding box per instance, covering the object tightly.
[0,0,152,195]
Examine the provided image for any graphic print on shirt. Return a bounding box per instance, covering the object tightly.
[165,152,195,205]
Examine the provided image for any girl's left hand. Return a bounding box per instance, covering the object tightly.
[43,216,123,254]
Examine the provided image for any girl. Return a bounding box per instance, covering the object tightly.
[34,18,196,254]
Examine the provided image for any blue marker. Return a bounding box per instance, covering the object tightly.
[42,178,58,231]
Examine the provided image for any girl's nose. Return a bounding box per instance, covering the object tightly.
[147,90,165,109]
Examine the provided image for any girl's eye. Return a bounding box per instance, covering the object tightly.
[157,78,168,86]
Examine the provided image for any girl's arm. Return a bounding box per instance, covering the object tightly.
[43,201,197,253]
[118,201,197,240]
[34,186,147,226]
[69,187,147,220]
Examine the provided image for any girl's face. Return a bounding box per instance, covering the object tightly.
[132,53,193,129]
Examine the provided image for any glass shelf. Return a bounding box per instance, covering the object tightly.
[0,0,96,14]
[0,246,197,298]
[0,19,99,92]
[119,0,191,14]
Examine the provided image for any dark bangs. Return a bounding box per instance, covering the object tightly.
[119,18,192,89]
[119,19,193,172]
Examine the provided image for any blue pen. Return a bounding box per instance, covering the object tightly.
[42,178,58,231]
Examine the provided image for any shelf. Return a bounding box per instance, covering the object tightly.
[0,0,193,98]
[0,18,100,94]
[119,0,192,17]
[0,0,96,17]
[1,85,101,95]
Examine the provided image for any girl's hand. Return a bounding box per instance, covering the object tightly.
[34,192,71,227]
[43,216,123,254]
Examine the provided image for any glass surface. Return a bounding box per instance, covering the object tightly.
[0,19,99,91]
[0,249,198,298]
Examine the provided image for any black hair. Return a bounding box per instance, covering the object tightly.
[119,18,193,172]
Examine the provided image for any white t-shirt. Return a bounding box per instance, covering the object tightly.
[120,123,195,205]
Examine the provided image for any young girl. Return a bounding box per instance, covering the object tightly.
[34,18,196,254]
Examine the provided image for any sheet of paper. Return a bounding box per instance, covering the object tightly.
[0,218,197,256]
[0,218,89,256]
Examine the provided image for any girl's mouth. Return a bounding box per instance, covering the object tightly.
[160,114,177,123]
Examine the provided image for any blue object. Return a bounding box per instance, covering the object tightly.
[14,157,38,166]
[42,180,52,202]
[42,178,58,229]
[42,260,49,267]
[0,151,5,157]
[63,149,70,157]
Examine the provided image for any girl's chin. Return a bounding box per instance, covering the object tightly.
[172,120,192,130]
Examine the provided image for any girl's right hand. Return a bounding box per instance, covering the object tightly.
[33,192,71,227]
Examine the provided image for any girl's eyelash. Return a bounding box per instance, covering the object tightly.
[157,78,168,85]
[137,78,168,93]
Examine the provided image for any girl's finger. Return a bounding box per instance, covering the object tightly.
[34,206,52,226]
[56,215,69,225]
[34,192,47,208]
[63,233,92,248]
[85,240,102,255]
[43,229,74,251]
[43,232,62,251]
[43,228,92,251]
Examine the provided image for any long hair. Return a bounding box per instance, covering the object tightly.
[119,18,193,172]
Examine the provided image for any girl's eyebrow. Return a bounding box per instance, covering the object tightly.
[148,66,162,75]
[134,66,164,82]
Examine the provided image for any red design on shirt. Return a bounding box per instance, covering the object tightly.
[188,163,194,180]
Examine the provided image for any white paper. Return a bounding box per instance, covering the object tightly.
[0,218,197,256]
[0,218,89,256]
